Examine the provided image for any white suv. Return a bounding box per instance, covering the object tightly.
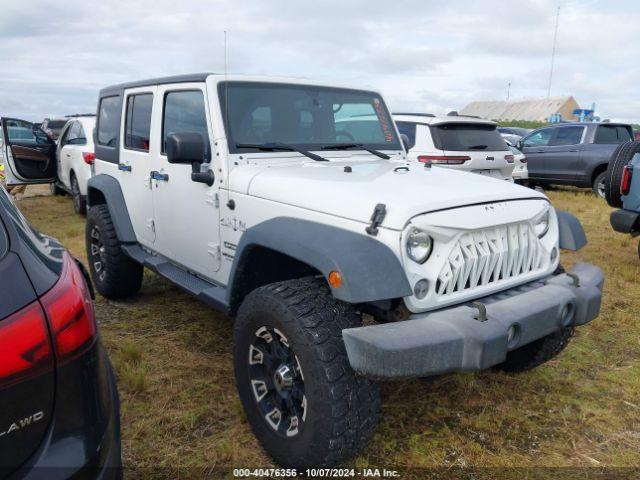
[394,113,515,180]
[8,74,602,468]
[53,115,96,213]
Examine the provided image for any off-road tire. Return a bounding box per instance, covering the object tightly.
[605,140,640,208]
[86,204,143,299]
[233,277,380,468]
[498,327,575,373]
[71,173,87,214]
[592,171,607,199]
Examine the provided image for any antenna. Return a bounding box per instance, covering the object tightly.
[223,30,233,207]
[547,5,560,98]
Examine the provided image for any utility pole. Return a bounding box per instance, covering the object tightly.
[506,82,511,101]
[547,5,560,98]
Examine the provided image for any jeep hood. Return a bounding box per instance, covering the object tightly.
[230,159,547,230]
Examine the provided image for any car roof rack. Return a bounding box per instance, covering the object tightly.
[393,113,435,117]
[65,113,96,118]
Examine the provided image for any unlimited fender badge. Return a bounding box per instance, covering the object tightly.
[0,411,44,438]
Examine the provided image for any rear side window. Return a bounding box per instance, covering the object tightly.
[396,121,417,149]
[549,126,584,146]
[97,96,121,147]
[431,123,507,152]
[125,93,153,151]
[594,125,633,144]
[63,122,87,146]
[162,90,208,153]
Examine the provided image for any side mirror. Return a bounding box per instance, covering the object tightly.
[166,132,215,186]
[516,139,524,150]
[400,133,411,152]
[166,132,207,164]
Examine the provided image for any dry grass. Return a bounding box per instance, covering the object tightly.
[16,186,640,476]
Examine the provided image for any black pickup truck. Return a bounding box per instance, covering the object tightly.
[518,122,634,197]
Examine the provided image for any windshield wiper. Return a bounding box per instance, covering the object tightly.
[235,142,328,162]
[321,143,390,159]
[467,144,488,150]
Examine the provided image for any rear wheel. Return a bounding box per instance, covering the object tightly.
[71,174,87,214]
[86,204,143,299]
[592,171,607,199]
[233,277,380,468]
[605,141,640,207]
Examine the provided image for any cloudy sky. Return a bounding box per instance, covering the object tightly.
[1,0,638,123]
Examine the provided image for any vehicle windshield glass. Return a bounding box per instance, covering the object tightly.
[431,123,508,152]
[219,82,401,154]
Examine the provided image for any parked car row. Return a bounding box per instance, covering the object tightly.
[3,73,629,471]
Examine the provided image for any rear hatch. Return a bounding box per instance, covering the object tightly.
[430,122,512,177]
[0,206,55,473]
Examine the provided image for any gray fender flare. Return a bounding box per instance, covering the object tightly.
[228,217,412,304]
[556,209,587,251]
[86,174,136,243]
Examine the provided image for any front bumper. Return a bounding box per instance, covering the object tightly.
[343,263,603,378]
[610,209,640,235]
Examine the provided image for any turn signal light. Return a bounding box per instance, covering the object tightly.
[328,271,343,288]
[417,155,470,165]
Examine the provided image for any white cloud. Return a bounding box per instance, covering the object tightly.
[0,0,637,123]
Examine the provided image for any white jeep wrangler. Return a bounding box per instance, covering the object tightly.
[83,73,603,468]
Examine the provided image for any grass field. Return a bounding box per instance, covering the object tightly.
[16,187,640,478]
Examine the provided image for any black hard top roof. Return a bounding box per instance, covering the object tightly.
[100,72,215,96]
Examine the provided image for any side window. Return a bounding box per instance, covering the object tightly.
[395,121,417,149]
[549,126,584,146]
[522,128,555,148]
[5,119,47,145]
[97,96,121,147]
[594,125,633,144]
[65,122,87,146]
[162,90,208,153]
[124,93,153,151]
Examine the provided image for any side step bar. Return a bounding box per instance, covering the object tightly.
[121,244,229,313]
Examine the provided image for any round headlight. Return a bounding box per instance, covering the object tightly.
[406,227,433,264]
[534,209,550,238]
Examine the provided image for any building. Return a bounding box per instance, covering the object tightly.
[460,96,580,122]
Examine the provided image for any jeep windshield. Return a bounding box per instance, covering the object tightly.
[219,82,401,154]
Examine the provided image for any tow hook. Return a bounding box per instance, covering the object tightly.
[472,301,488,322]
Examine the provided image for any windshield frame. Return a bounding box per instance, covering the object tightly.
[217,81,402,155]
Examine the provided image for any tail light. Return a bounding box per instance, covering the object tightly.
[621,165,634,196]
[0,254,96,389]
[505,154,514,163]
[0,302,53,389]
[417,155,470,165]
[82,152,95,165]
[41,253,97,362]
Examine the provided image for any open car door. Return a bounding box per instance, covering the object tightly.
[0,117,57,185]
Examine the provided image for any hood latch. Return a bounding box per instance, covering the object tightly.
[366,203,387,236]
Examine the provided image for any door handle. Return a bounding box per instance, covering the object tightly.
[66,154,71,158]
[150,171,169,182]
[118,163,132,172]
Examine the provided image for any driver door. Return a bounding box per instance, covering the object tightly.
[0,117,57,185]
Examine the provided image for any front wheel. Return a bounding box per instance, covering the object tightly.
[498,327,575,373]
[233,277,380,468]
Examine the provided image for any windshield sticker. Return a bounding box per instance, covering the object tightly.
[373,99,394,142]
